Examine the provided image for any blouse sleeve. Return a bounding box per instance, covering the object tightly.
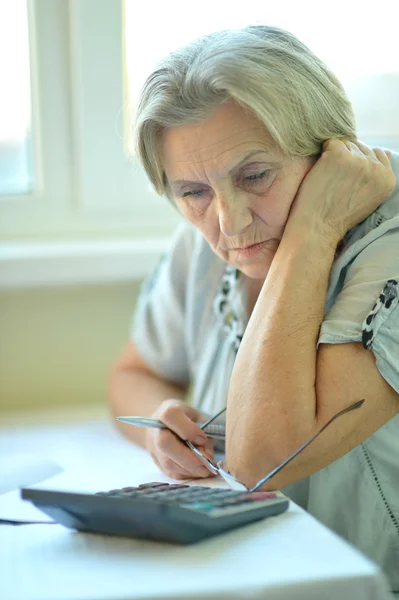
[317,226,399,394]
[130,221,195,386]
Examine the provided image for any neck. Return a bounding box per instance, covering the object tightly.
[244,274,266,316]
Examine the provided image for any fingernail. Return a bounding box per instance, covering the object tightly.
[195,436,207,445]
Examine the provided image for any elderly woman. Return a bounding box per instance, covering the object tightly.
[109,25,399,588]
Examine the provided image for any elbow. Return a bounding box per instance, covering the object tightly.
[224,453,278,491]
[225,450,297,492]
[224,436,280,491]
[225,428,310,492]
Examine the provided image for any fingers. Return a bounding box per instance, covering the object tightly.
[323,138,366,159]
[155,429,210,475]
[373,147,392,165]
[147,399,218,479]
[322,138,348,153]
[158,400,208,445]
[324,138,392,166]
[149,448,194,480]
[353,140,390,164]
[357,141,392,167]
[340,140,376,161]
[342,140,364,156]
[157,430,211,473]
[349,140,373,157]
[163,457,203,480]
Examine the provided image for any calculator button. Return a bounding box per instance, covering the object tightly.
[188,493,215,502]
[208,491,239,500]
[241,492,277,501]
[183,490,208,496]
[166,484,191,489]
[211,497,251,507]
[138,482,171,489]
[161,491,190,497]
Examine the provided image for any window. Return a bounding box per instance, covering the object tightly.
[0,1,179,243]
[125,0,399,151]
[0,1,34,196]
[0,1,179,287]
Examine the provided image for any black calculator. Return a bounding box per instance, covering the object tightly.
[21,482,289,543]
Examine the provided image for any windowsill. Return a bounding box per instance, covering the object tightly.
[0,238,170,288]
[0,403,109,426]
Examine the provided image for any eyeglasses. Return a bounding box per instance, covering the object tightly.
[186,399,365,492]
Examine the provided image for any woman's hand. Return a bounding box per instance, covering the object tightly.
[287,139,396,244]
[145,399,216,480]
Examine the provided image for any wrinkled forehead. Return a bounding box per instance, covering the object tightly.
[159,101,280,180]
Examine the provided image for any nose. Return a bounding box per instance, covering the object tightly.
[217,191,253,237]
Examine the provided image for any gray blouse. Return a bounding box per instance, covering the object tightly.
[131,152,399,590]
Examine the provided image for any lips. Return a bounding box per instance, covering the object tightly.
[231,241,267,258]
[235,242,264,250]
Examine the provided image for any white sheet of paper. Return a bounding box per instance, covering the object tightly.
[0,453,64,495]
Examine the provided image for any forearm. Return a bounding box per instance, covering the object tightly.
[226,223,339,488]
[108,367,187,448]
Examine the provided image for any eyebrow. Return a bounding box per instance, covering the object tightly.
[169,150,275,188]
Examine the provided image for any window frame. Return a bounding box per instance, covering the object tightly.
[0,0,179,287]
[0,0,179,241]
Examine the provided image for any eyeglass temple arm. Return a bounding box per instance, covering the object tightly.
[250,398,365,492]
[200,407,227,430]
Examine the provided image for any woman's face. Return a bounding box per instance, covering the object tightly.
[161,100,316,281]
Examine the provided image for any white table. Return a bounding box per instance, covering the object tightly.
[0,407,394,600]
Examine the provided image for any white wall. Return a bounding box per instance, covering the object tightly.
[0,281,141,412]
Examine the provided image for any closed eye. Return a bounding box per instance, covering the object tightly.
[243,170,270,182]
[182,189,203,198]
[181,169,271,198]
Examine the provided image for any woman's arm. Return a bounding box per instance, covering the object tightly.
[226,140,399,490]
[109,341,216,479]
[226,226,338,485]
[108,341,188,448]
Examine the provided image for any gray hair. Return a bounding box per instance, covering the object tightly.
[133,24,356,200]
